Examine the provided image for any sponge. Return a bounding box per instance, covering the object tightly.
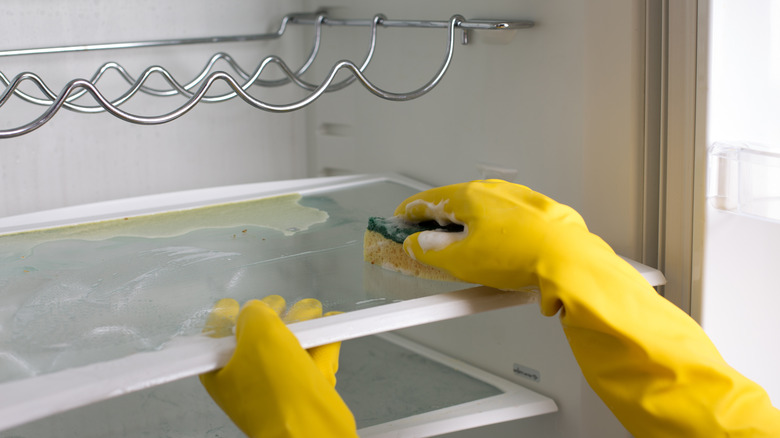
[363,216,461,282]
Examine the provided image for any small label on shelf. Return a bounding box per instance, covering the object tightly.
[513,363,541,383]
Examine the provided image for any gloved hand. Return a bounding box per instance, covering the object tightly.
[396,180,780,438]
[394,178,588,292]
[199,295,357,438]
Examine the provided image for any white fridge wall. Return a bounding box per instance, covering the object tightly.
[0,0,309,219]
[0,1,656,437]
[702,0,780,405]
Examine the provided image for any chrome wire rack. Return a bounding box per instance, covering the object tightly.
[0,12,534,138]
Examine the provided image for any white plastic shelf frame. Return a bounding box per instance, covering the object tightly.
[709,142,780,222]
[1,333,558,438]
[0,173,664,433]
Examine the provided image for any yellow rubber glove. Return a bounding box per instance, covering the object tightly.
[199,295,358,438]
[396,180,780,438]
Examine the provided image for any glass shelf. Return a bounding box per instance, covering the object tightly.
[0,173,662,432]
[0,175,463,385]
[0,334,557,438]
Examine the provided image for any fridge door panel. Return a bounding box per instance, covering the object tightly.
[702,1,780,405]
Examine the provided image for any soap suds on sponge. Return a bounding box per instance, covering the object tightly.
[363,216,462,282]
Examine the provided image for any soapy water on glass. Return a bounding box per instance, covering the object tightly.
[0,239,235,383]
[0,194,332,384]
[0,190,470,384]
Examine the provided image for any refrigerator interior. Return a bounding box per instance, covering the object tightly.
[0,0,678,437]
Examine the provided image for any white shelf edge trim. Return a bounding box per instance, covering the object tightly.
[0,173,423,235]
[0,287,537,432]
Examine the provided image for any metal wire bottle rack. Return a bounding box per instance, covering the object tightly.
[0,12,534,139]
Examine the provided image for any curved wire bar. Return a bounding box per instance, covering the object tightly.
[0,15,471,138]
[251,13,325,88]
[353,15,460,101]
[183,13,382,103]
[0,13,329,111]
[0,12,383,112]
[286,14,383,93]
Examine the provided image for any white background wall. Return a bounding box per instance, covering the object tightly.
[702,0,780,405]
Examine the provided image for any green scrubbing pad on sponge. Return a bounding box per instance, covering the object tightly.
[366,216,463,244]
[363,216,463,282]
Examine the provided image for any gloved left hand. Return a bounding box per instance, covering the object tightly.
[199,295,358,438]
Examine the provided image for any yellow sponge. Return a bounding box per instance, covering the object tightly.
[362,217,459,282]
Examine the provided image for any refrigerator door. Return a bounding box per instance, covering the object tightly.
[701,0,780,406]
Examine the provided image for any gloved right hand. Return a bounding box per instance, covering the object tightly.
[395,180,780,438]
[394,179,588,293]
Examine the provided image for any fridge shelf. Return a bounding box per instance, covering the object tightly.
[1,333,558,438]
[708,142,780,222]
[0,173,663,432]
[0,11,534,138]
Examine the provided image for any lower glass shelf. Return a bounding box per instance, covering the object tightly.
[1,333,557,438]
